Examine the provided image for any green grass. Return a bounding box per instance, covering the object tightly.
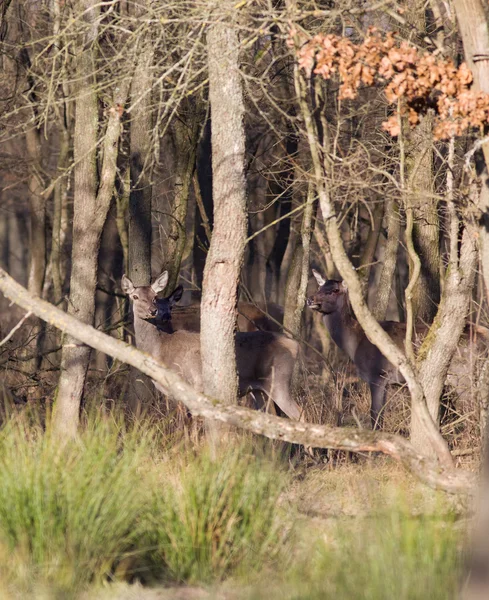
[146,445,287,583]
[246,489,464,600]
[0,414,467,599]
[289,512,462,600]
[0,417,288,597]
[0,417,151,597]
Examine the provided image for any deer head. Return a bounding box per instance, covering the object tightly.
[306,270,349,315]
[155,285,184,324]
[121,271,169,321]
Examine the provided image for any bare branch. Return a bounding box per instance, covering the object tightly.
[0,267,475,495]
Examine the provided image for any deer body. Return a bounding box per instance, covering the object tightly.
[307,273,488,428]
[169,301,283,333]
[122,272,302,420]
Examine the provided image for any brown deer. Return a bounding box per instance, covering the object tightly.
[121,271,303,421]
[306,270,488,428]
[168,297,283,333]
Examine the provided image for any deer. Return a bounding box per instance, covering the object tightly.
[169,297,284,334]
[306,270,489,429]
[121,271,303,421]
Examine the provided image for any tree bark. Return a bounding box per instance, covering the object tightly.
[283,183,317,337]
[404,1,440,324]
[0,266,476,495]
[128,42,154,288]
[406,114,440,323]
[54,2,131,438]
[162,101,203,292]
[127,37,156,415]
[200,3,247,425]
[373,199,401,320]
[357,201,384,296]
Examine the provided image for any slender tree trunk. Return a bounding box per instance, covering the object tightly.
[201,3,247,439]
[127,37,155,414]
[162,102,202,292]
[128,43,154,288]
[358,201,384,297]
[284,183,317,337]
[54,2,131,437]
[373,198,401,320]
[51,124,70,305]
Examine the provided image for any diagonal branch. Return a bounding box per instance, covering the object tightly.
[0,267,475,495]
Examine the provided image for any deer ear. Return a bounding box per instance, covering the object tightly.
[341,280,348,291]
[169,285,183,306]
[151,271,169,294]
[312,269,326,287]
[121,274,135,295]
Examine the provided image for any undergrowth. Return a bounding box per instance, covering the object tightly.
[0,412,467,599]
[0,416,287,598]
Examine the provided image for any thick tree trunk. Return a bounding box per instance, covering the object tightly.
[404,1,440,324]
[406,114,440,323]
[201,4,247,425]
[162,103,202,292]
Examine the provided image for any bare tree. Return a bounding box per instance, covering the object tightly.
[54,1,132,438]
[200,2,248,432]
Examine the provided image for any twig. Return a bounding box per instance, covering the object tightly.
[464,135,489,172]
[0,311,32,347]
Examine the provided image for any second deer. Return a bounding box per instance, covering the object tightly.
[122,271,303,421]
[307,270,488,428]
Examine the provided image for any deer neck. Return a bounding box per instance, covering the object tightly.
[322,303,362,361]
[133,313,169,355]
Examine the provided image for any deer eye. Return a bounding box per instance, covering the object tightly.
[133,294,139,300]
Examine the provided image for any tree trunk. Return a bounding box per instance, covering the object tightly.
[128,43,154,288]
[127,37,156,415]
[406,114,440,323]
[373,198,401,320]
[283,183,317,337]
[201,3,247,437]
[403,0,440,324]
[357,200,384,296]
[54,3,130,438]
[162,101,202,292]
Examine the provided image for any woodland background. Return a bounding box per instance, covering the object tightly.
[1,0,489,595]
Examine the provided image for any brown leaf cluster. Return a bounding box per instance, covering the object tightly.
[293,29,489,139]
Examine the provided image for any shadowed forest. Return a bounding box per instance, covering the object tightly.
[1,0,489,598]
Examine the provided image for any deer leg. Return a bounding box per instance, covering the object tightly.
[370,379,387,429]
[269,384,302,421]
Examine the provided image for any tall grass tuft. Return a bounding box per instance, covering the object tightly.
[147,444,287,583]
[0,417,152,596]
